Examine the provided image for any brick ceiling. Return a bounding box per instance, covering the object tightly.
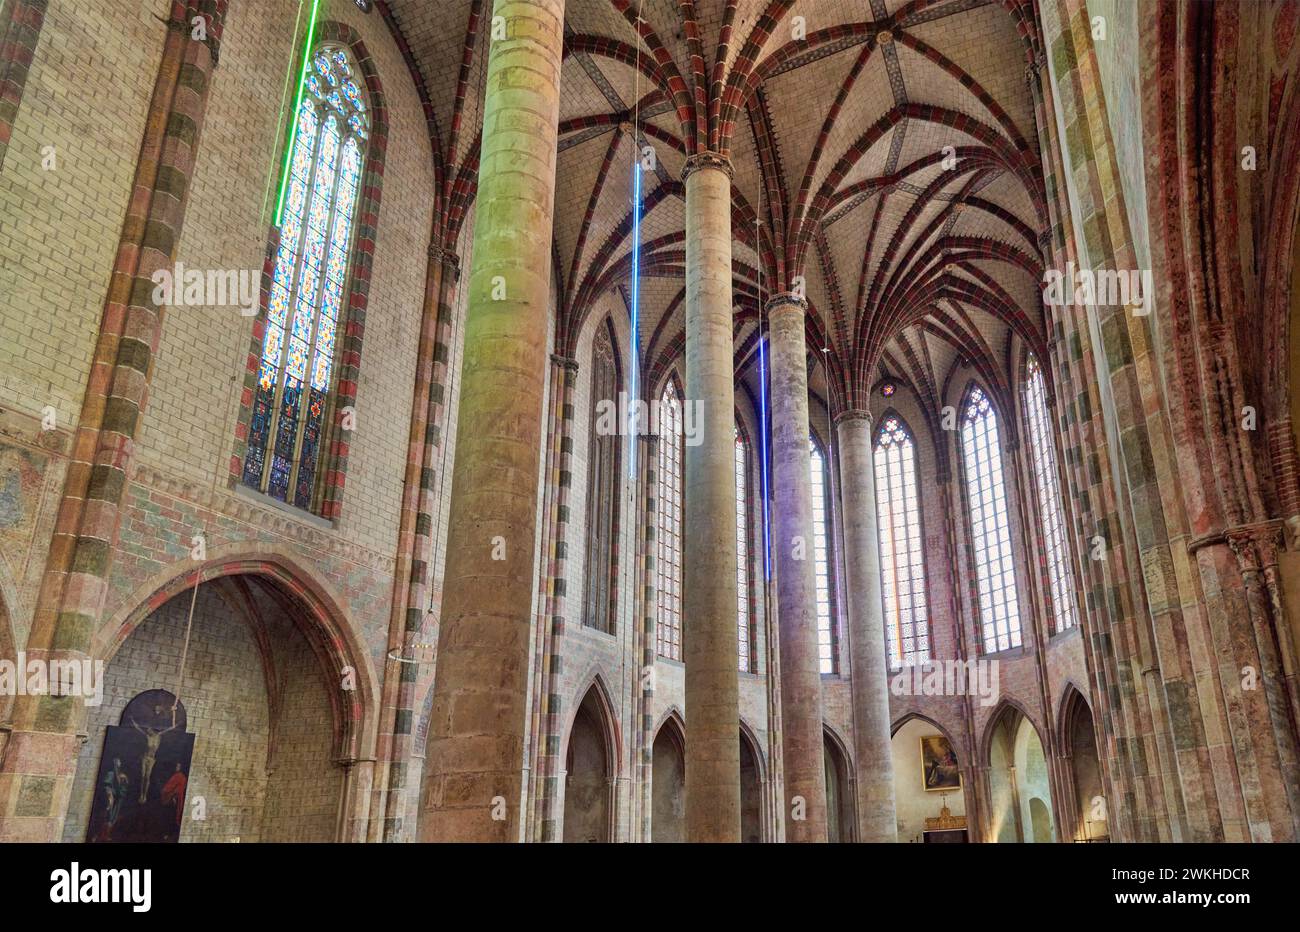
[378,0,1049,418]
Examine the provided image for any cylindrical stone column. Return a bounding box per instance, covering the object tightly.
[419,0,565,843]
[836,409,899,842]
[681,151,740,842]
[767,292,829,843]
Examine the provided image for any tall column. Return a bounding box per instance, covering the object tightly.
[376,246,459,842]
[767,292,828,843]
[537,354,579,841]
[635,432,659,842]
[681,151,740,842]
[419,0,565,843]
[836,410,898,842]
[0,2,225,842]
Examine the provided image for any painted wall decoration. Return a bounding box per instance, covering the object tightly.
[0,444,44,532]
[920,734,962,792]
[86,689,195,843]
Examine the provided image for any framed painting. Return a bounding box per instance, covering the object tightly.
[86,689,195,843]
[920,733,962,792]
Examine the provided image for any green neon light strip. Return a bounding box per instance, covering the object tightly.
[260,0,306,223]
[274,0,321,227]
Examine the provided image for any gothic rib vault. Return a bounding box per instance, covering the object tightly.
[0,0,1297,847]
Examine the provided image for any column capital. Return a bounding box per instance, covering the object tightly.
[833,409,873,428]
[682,150,734,182]
[430,246,462,279]
[765,292,808,316]
[1224,519,1286,572]
[550,353,580,373]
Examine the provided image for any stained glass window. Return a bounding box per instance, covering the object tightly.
[244,45,370,511]
[656,382,683,660]
[961,385,1022,652]
[810,437,837,673]
[584,322,620,634]
[875,415,930,667]
[1023,356,1078,633]
[736,427,751,672]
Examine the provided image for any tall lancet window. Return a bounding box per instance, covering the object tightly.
[1023,355,1078,633]
[656,381,683,660]
[243,46,370,510]
[961,385,1022,652]
[810,436,837,673]
[874,414,930,667]
[736,426,752,672]
[584,321,621,634]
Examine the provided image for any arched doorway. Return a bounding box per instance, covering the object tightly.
[823,727,855,843]
[985,704,1055,843]
[891,715,967,842]
[739,724,765,843]
[562,684,614,842]
[1061,688,1107,841]
[65,566,365,842]
[1029,798,1053,843]
[651,713,685,842]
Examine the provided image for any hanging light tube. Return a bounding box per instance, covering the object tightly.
[273,0,321,227]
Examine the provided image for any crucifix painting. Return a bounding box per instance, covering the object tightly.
[86,689,195,843]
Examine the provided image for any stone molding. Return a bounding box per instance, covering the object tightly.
[832,409,873,427]
[765,292,808,315]
[681,150,734,182]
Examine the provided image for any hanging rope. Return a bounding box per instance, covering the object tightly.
[171,559,203,729]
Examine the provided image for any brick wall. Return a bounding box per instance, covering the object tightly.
[0,0,165,422]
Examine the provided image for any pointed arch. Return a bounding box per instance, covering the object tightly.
[874,409,930,667]
[232,26,388,521]
[1056,681,1095,743]
[738,718,768,784]
[584,316,622,634]
[656,379,685,660]
[1058,683,1107,841]
[565,672,622,775]
[739,717,768,843]
[891,710,960,747]
[735,417,755,672]
[1021,352,1079,634]
[982,699,1055,844]
[651,707,687,843]
[823,723,857,842]
[562,676,619,843]
[979,697,1039,765]
[80,551,378,841]
[96,550,379,765]
[809,432,839,673]
[959,381,1022,652]
[651,706,687,751]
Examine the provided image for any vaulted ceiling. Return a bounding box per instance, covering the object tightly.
[377,0,1050,422]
